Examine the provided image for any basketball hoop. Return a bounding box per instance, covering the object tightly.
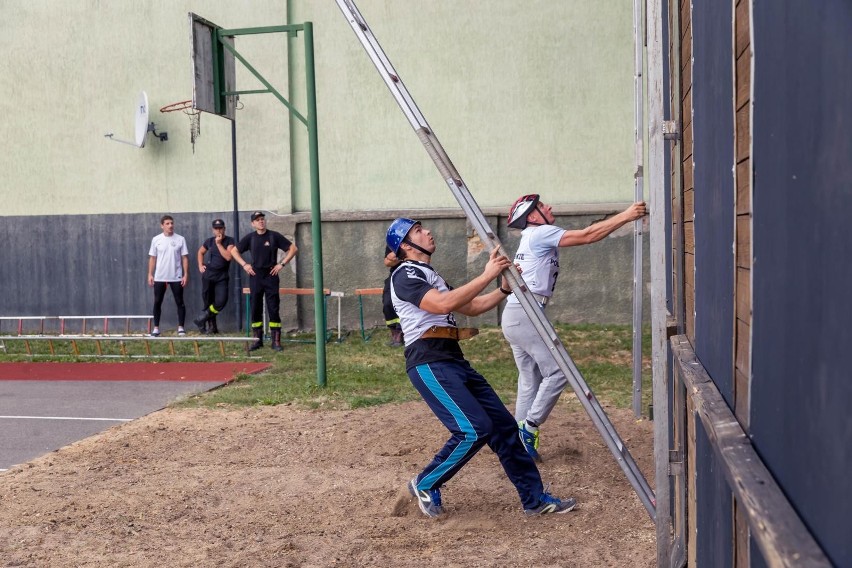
[160,100,201,152]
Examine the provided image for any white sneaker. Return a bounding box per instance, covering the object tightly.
[150,328,161,337]
[408,477,444,518]
[177,327,186,337]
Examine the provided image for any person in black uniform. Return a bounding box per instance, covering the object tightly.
[193,219,237,334]
[382,246,404,346]
[386,217,576,518]
[234,211,298,351]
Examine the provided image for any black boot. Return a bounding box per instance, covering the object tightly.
[249,327,264,351]
[209,316,219,335]
[271,329,283,352]
[193,309,212,332]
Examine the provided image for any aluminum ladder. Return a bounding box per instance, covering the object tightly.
[335,0,656,520]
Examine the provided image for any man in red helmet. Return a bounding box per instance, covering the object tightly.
[386,217,576,518]
[503,196,647,461]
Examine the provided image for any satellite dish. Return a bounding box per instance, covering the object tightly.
[135,91,150,148]
[104,90,167,147]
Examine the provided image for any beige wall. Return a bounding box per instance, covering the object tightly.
[1,1,291,216]
[0,1,634,216]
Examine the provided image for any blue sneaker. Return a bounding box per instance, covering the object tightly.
[524,491,577,516]
[408,477,444,518]
[519,421,542,462]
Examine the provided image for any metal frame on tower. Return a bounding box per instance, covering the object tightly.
[631,0,647,420]
[189,14,328,386]
[645,0,674,563]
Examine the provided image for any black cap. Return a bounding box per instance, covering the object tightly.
[211,219,225,228]
[250,211,265,221]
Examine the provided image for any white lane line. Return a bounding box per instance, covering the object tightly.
[0,416,132,422]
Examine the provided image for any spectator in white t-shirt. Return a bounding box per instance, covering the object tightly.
[147,215,190,337]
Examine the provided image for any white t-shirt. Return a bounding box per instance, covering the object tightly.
[148,233,189,282]
[390,260,459,345]
[506,224,565,304]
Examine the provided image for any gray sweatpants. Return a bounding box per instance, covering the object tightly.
[501,303,569,427]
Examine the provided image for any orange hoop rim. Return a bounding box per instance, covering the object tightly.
[159,100,198,114]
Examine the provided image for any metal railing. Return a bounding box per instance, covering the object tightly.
[0,315,153,336]
[0,315,257,359]
[241,288,344,342]
[0,334,258,359]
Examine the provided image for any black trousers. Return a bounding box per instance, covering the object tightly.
[249,270,280,328]
[201,271,229,314]
[382,273,400,328]
[152,281,186,327]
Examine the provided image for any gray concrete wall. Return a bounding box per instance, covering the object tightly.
[0,212,268,334]
[0,206,648,334]
[293,206,650,331]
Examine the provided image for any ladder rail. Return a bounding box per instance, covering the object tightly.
[631,0,646,419]
[336,0,656,520]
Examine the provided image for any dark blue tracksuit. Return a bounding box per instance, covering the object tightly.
[407,360,543,510]
[391,260,544,511]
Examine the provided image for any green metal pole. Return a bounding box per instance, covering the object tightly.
[303,22,326,387]
[359,296,366,341]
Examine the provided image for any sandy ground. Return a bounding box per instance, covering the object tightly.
[0,397,655,567]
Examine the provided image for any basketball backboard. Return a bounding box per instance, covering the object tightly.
[189,13,236,120]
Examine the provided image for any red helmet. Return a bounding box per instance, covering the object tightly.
[508,194,540,229]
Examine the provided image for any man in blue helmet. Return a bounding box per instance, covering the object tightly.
[386,217,576,518]
[503,195,647,462]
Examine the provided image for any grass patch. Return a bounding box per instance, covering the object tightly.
[175,324,652,411]
[0,324,652,412]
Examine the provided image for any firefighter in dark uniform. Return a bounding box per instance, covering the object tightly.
[234,211,298,351]
[193,218,237,334]
[386,217,576,518]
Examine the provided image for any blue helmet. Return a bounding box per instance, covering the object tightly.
[386,218,419,254]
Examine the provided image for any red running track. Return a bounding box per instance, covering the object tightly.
[0,362,272,382]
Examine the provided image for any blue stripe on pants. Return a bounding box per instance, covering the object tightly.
[412,363,482,490]
[408,360,543,510]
